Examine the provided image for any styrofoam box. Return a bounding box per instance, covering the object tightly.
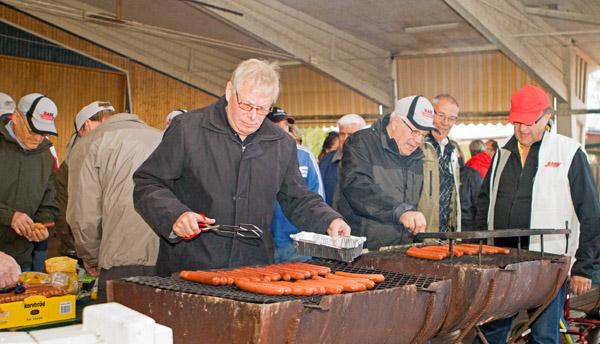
[29,324,100,344]
[83,303,156,344]
[154,323,173,344]
[0,332,36,344]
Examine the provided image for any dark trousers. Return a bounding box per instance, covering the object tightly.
[98,265,155,303]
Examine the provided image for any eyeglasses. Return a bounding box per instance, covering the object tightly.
[399,117,429,139]
[19,112,48,138]
[235,90,272,116]
[434,111,458,123]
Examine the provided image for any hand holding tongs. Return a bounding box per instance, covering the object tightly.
[182,213,263,241]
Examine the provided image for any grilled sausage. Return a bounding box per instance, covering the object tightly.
[287,262,331,276]
[420,245,464,257]
[298,279,343,295]
[406,246,447,260]
[333,271,385,283]
[179,271,223,285]
[234,279,289,295]
[460,244,510,255]
[313,275,366,292]
[325,273,375,289]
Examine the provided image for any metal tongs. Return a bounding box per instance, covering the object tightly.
[169,213,263,241]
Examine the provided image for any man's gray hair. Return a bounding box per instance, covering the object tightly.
[469,139,486,156]
[231,59,280,104]
[338,113,367,128]
[432,94,459,107]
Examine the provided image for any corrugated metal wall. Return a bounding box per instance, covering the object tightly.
[396,51,543,124]
[279,66,380,127]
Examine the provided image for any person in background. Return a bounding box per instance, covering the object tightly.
[485,139,498,158]
[67,105,161,302]
[289,125,303,145]
[0,251,20,288]
[336,96,437,248]
[319,114,367,206]
[420,94,461,233]
[165,109,187,129]
[0,93,15,124]
[0,93,58,271]
[55,101,115,259]
[473,85,600,344]
[451,140,482,231]
[318,131,339,161]
[267,107,325,263]
[465,139,492,179]
[133,59,350,277]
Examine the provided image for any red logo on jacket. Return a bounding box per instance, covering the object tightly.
[544,161,561,168]
[39,112,55,121]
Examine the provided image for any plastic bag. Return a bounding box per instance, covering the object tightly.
[44,256,79,294]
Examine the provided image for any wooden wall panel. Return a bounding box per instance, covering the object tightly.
[396,51,544,124]
[0,55,125,160]
[279,66,380,127]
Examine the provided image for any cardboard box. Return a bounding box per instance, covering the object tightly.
[0,294,76,329]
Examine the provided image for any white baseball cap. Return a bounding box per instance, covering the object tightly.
[75,101,115,132]
[0,93,15,116]
[166,109,187,123]
[17,93,58,136]
[394,95,437,132]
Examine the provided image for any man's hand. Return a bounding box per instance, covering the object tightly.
[570,275,592,296]
[24,224,49,242]
[326,218,351,241]
[173,212,215,238]
[83,261,99,277]
[0,251,21,288]
[399,211,427,234]
[11,211,34,236]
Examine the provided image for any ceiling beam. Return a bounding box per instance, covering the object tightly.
[193,0,393,106]
[525,6,600,25]
[444,0,569,101]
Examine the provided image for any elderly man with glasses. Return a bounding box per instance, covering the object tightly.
[335,95,437,249]
[133,59,350,276]
[472,85,600,344]
[418,94,462,234]
[0,93,58,271]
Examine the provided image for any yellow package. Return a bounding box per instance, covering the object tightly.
[44,257,79,295]
[19,272,51,286]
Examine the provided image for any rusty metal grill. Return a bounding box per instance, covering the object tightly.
[122,259,442,305]
[366,247,565,268]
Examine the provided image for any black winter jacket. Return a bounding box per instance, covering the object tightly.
[336,114,424,249]
[459,165,482,231]
[133,97,342,276]
[0,124,57,266]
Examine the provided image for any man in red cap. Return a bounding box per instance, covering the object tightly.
[473,85,600,344]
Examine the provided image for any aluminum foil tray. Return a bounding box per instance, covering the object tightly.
[290,231,366,262]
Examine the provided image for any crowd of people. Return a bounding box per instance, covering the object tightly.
[0,58,598,343]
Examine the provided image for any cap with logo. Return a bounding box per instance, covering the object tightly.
[166,109,187,123]
[508,85,550,125]
[0,93,15,117]
[17,93,58,136]
[267,106,294,124]
[75,101,115,132]
[394,95,437,132]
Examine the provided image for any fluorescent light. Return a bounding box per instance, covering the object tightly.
[404,22,459,34]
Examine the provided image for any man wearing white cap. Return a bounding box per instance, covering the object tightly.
[165,109,187,129]
[54,101,115,259]
[0,93,59,270]
[67,104,161,302]
[0,93,16,124]
[336,95,438,249]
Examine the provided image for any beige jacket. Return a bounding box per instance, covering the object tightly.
[66,113,161,269]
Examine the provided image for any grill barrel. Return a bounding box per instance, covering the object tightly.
[108,260,452,344]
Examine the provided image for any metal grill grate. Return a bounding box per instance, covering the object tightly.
[122,259,442,305]
[366,247,564,268]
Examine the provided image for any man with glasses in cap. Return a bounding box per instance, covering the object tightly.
[336,95,438,249]
[473,85,600,344]
[0,93,58,271]
[134,59,350,277]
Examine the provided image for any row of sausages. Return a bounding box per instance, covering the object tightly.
[406,244,511,260]
[0,285,67,304]
[179,262,386,296]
